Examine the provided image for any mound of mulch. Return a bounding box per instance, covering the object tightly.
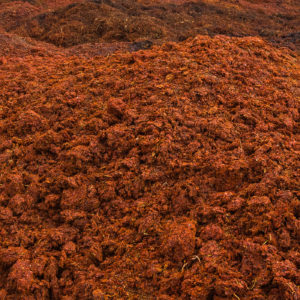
[11,1,171,47]
[0,1,41,32]
[9,0,300,51]
[0,35,299,299]
[0,31,61,57]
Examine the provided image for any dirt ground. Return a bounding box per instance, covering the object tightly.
[0,0,299,299]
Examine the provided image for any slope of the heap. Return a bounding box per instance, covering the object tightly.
[5,0,300,52]
[0,35,299,299]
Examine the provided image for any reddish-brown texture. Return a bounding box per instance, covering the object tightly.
[6,0,300,52]
[0,0,299,298]
[0,1,41,31]
[0,34,299,299]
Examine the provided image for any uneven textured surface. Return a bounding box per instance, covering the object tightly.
[0,0,299,299]
[0,35,299,299]
[1,0,299,52]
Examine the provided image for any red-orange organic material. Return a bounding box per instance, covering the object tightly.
[0,0,299,298]
[0,34,299,298]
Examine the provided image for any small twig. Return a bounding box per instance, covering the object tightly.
[181,262,189,272]
[287,283,295,294]
[192,255,201,263]
[233,293,240,300]
[263,234,272,245]
[249,279,256,290]
[182,256,201,272]
[239,139,243,151]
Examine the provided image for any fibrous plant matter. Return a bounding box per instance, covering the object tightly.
[0,1,41,31]
[8,0,300,51]
[0,31,62,56]
[0,35,299,299]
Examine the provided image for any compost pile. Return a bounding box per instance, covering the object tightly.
[8,0,300,51]
[0,34,299,299]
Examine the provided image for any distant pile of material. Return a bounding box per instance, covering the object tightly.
[8,0,300,51]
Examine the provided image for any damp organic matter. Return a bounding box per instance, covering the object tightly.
[0,0,299,299]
